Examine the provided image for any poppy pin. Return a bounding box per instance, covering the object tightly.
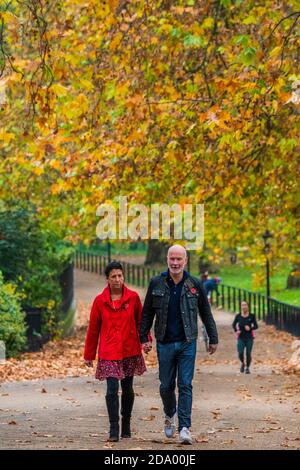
[190,288,197,294]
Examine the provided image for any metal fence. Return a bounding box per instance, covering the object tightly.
[211,284,300,336]
[74,249,160,288]
[74,250,300,337]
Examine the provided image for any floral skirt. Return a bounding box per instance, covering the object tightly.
[95,354,146,381]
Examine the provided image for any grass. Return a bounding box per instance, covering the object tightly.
[203,264,300,307]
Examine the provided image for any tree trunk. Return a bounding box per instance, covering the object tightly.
[198,243,214,275]
[287,265,300,288]
[145,240,169,266]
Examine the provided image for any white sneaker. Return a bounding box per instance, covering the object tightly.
[179,427,193,444]
[164,413,176,438]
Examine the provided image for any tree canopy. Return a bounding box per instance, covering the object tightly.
[0,0,299,266]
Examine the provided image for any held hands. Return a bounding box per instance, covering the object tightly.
[142,342,152,354]
[208,344,217,355]
[84,360,93,367]
[245,325,251,331]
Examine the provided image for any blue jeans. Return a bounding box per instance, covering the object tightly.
[156,340,196,431]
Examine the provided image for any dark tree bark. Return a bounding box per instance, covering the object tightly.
[145,240,169,266]
[287,265,300,288]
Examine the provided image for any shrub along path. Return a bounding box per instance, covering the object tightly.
[0,269,299,449]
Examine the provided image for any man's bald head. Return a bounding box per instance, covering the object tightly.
[167,244,187,259]
[167,244,188,277]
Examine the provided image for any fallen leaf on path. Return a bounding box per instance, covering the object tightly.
[196,437,209,443]
[8,421,17,425]
[41,388,47,393]
[210,409,222,419]
[281,442,296,448]
[140,415,155,421]
[207,428,218,434]
[221,440,234,445]
[103,442,115,448]
[150,406,159,410]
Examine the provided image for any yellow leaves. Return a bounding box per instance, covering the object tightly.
[127,129,145,144]
[269,46,281,58]
[242,15,258,25]
[215,175,223,187]
[202,17,214,29]
[223,186,233,199]
[109,32,123,51]
[51,83,69,97]
[0,131,15,143]
[0,11,19,26]
[32,167,44,176]
[108,0,119,12]
[51,180,73,194]
[63,94,89,119]
[116,82,129,98]
[126,94,144,106]
[151,37,159,45]
[79,79,94,92]
[49,160,61,170]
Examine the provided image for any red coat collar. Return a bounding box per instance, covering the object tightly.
[101,284,132,309]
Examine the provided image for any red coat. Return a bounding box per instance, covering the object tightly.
[84,284,144,361]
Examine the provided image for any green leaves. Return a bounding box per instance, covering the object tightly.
[239,47,257,65]
[183,34,206,48]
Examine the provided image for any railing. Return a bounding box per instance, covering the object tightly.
[74,250,160,288]
[211,284,300,336]
[74,249,300,337]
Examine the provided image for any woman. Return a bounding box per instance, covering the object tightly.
[232,301,258,374]
[84,261,147,442]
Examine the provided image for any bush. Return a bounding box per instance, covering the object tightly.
[0,202,75,339]
[0,271,27,358]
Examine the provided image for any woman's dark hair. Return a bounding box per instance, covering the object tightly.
[105,261,123,278]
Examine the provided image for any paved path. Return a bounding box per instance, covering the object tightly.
[0,269,299,450]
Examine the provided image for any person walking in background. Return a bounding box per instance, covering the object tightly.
[140,245,218,445]
[232,301,258,374]
[201,271,209,282]
[203,276,221,304]
[83,261,148,442]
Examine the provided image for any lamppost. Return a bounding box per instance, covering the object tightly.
[262,230,272,316]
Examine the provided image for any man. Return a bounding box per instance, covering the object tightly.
[203,276,221,296]
[203,276,221,304]
[140,245,218,445]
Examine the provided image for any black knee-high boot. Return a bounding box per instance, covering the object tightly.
[105,394,119,441]
[121,391,134,438]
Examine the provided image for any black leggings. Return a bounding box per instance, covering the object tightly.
[106,376,134,399]
[237,338,254,367]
